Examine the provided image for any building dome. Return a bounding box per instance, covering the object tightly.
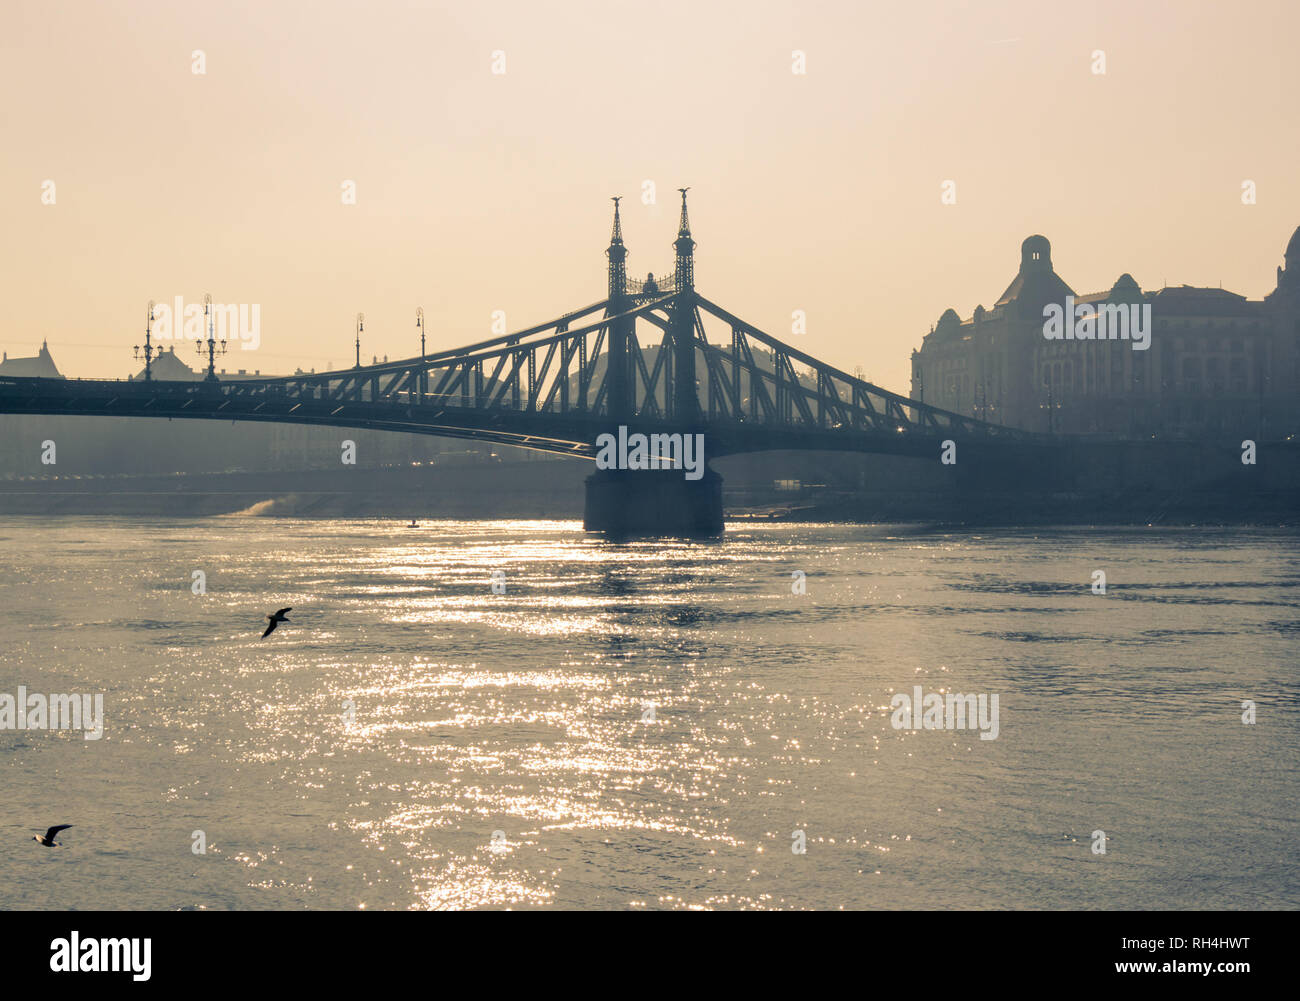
[1286,225,1300,264]
[1020,235,1052,270]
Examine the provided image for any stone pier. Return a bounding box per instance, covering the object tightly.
[583,466,724,537]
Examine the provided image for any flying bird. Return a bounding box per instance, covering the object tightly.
[261,607,292,638]
[33,824,71,847]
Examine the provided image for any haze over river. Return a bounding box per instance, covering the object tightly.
[2,517,1297,909]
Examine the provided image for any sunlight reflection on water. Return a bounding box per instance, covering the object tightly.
[2,517,1299,909]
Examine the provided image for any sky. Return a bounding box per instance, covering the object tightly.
[2,0,1298,391]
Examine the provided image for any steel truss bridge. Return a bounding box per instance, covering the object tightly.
[0,196,1044,464]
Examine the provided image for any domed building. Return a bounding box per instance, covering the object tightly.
[910,229,1300,436]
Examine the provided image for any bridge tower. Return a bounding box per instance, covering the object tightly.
[584,191,723,538]
[670,188,698,422]
[605,196,632,422]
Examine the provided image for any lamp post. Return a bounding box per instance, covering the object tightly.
[196,292,226,382]
[133,300,156,381]
[416,306,426,405]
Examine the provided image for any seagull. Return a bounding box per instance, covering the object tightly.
[33,824,71,847]
[261,607,292,638]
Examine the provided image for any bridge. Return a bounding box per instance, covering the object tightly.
[0,193,1047,535]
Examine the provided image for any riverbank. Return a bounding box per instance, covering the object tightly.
[1,441,1296,525]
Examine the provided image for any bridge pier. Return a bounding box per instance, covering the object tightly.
[583,467,724,538]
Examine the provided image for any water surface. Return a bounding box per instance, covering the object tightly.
[1,517,1296,909]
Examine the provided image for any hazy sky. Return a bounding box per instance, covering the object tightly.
[3,0,1297,390]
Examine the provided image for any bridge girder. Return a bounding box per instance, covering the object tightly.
[0,289,1044,461]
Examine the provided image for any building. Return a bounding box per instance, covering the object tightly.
[131,344,202,381]
[910,228,1300,437]
[0,340,64,378]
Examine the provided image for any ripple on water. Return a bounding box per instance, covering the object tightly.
[1,518,1297,909]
